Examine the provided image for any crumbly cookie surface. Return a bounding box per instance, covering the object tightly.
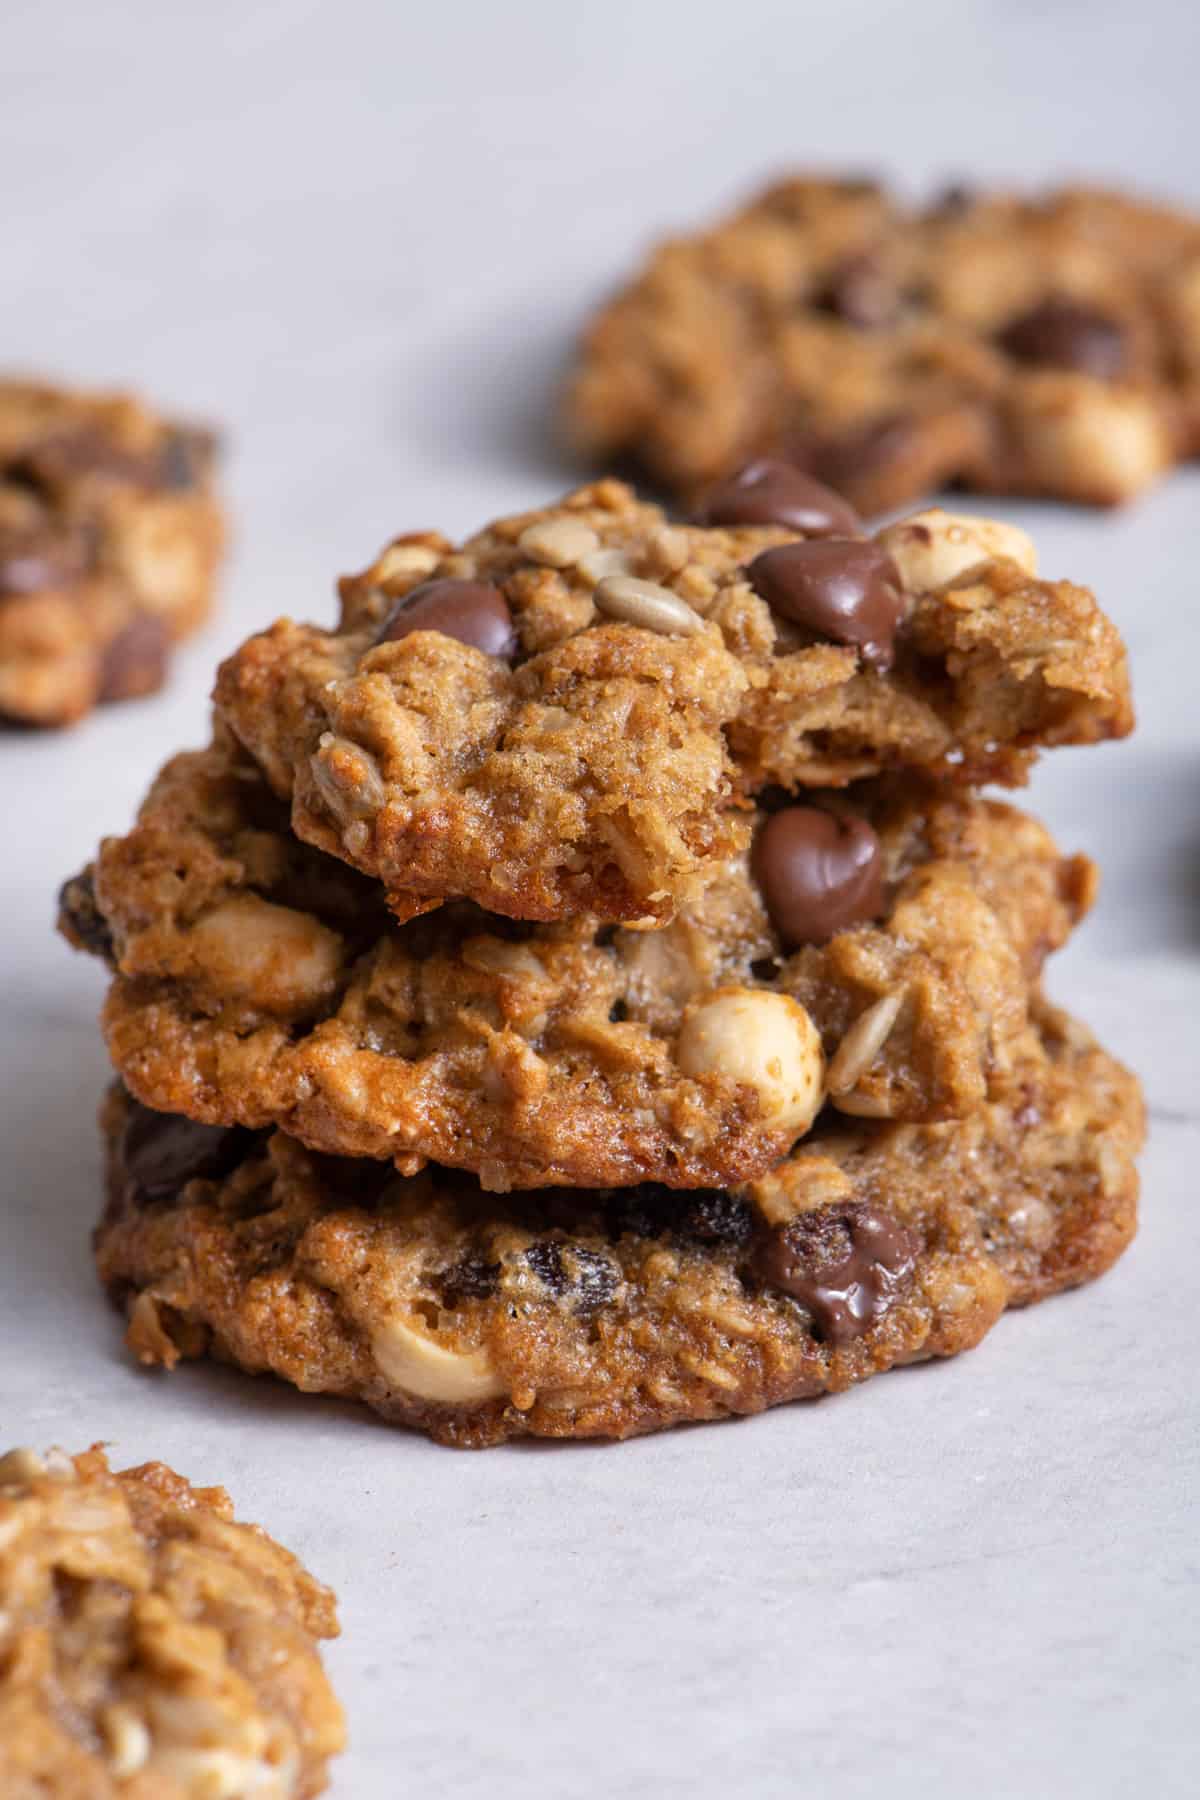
[0,1445,344,1798]
[93,1002,1143,1447]
[0,379,224,726]
[213,481,1130,923]
[59,729,1094,1190]
[566,178,1200,509]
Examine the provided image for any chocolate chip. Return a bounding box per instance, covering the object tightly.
[752,807,884,948]
[159,427,217,492]
[57,870,114,962]
[815,253,899,329]
[440,1256,501,1309]
[121,1101,248,1204]
[930,183,975,218]
[524,1241,619,1310]
[377,578,516,658]
[747,538,904,670]
[809,413,918,499]
[995,298,1127,378]
[698,459,862,537]
[98,614,170,703]
[752,1202,919,1343]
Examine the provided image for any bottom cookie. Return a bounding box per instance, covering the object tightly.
[95,1001,1142,1448]
[0,1445,344,1799]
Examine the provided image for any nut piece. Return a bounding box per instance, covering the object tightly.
[517,518,601,567]
[878,509,1037,592]
[826,990,904,1096]
[677,986,825,1134]
[593,574,705,637]
[370,1315,507,1404]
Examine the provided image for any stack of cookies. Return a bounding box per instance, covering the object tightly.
[59,466,1144,1446]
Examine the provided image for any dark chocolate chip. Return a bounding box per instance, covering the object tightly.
[752,1201,919,1344]
[747,538,904,670]
[159,427,217,492]
[809,412,918,498]
[525,1241,619,1310]
[815,253,899,329]
[930,183,975,218]
[440,1256,501,1309]
[98,614,170,703]
[377,578,516,658]
[752,807,884,948]
[697,459,862,537]
[57,870,115,963]
[121,1101,248,1204]
[995,298,1127,378]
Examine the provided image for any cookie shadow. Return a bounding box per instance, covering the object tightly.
[387,286,583,491]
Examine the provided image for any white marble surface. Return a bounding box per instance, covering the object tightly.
[2,2,1198,1793]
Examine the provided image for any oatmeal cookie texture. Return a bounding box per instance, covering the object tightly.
[93,1001,1143,1447]
[213,480,1130,925]
[566,178,1200,509]
[0,1445,344,1798]
[58,728,1094,1191]
[0,378,224,726]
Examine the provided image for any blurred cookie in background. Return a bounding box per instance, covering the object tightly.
[0,378,225,727]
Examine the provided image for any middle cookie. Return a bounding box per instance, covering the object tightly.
[60,728,1094,1192]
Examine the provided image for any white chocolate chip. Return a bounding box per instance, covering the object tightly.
[593,575,705,637]
[677,987,825,1134]
[189,896,343,1015]
[826,990,905,1097]
[371,1315,506,1404]
[517,518,601,567]
[102,1705,151,1778]
[878,509,1037,592]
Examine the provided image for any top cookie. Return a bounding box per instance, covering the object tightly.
[214,479,1131,926]
[0,378,224,726]
[566,178,1200,511]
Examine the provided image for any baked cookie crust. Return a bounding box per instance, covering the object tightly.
[93,1001,1143,1447]
[59,729,1094,1191]
[0,1445,344,1798]
[0,379,224,726]
[566,178,1200,510]
[213,481,1130,926]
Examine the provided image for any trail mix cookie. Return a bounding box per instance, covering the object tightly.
[0,1444,344,1797]
[93,1002,1143,1446]
[213,480,1130,926]
[59,729,1094,1190]
[566,178,1200,510]
[0,379,224,726]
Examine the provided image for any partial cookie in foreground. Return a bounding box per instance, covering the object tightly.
[59,729,1094,1190]
[566,178,1200,509]
[0,379,224,726]
[214,481,1130,925]
[94,1002,1143,1447]
[0,1444,344,1797]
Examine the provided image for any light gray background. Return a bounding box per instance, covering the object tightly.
[2,2,1198,1794]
